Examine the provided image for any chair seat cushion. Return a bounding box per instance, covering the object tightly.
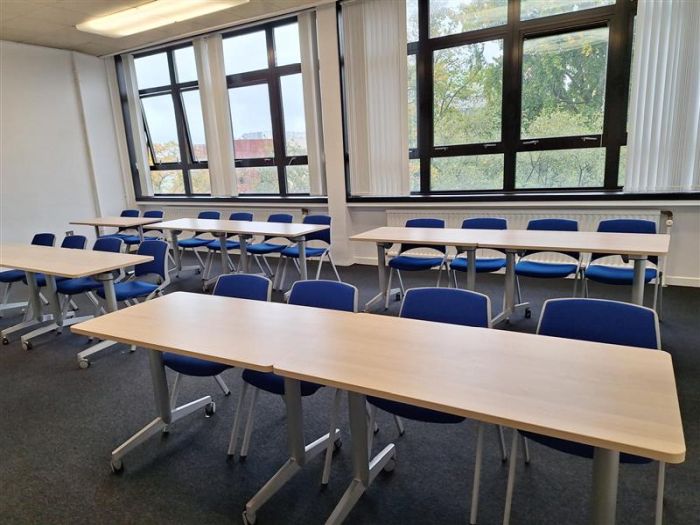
[119,235,143,245]
[0,269,27,283]
[242,370,322,396]
[368,396,465,424]
[206,239,240,251]
[520,431,651,464]
[280,246,327,258]
[23,274,69,287]
[451,257,506,273]
[163,353,231,377]
[388,255,444,271]
[97,281,158,301]
[515,260,578,278]
[247,242,287,255]
[178,237,210,248]
[56,277,102,295]
[585,265,657,285]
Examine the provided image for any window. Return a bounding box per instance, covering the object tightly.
[223,19,310,195]
[344,0,636,195]
[134,45,211,195]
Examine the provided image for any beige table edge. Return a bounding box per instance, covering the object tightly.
[145,218,329,236]
[70,217,163,227]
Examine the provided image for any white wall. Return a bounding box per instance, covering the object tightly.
[0,41,126,245]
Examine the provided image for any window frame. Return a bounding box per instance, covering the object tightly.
[222,18,310,196]
[133,43,210,196]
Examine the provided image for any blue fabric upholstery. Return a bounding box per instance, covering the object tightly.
[289,280,357,312]
[590,218,659,268]
[97,280,158,301]
[134,240,168,280]
[206,239,241,251]
[0,234,56,283]
[178,237,211,248]
[256,213,293,244]
[522,298,660,463]
[93,237,123,253]
[162,354,230,377]
[400,288,490,328]
[61,235,87,250]
[0,270,26,283]
[389,255,445,271]
[399,218,446,255]
[198,211,220,220]
[213,274,271,300]
[303,214,332,244]
[523,218,579,260]
[241,369,323,396]
[32,233,56,246]
[229,212,254,221]
[115,209,140,234]
[367,397,465,424]
[451,257,506,273]
[247,242,287,255]
[515,260,578,278]
[280,245,327,258]
[585,265,657,285]
[118,235,142,246]
[56,276,102,295]
[461,217,507,230]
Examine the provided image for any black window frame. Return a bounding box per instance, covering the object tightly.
[133,43,210,196]
[341,0,638,197]
[222,17,310,197]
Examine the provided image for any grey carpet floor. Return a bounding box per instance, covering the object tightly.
[1,258,698,525]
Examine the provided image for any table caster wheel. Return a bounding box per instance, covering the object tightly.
[383,458,396,472]
[524,308,532,319]
[395,293,401,301]
[78,358,91,369]
[242,509,256,525]
[205,402,216,417]
[2,337,9,345]
[110,459,123,473]
[22,340,32,351]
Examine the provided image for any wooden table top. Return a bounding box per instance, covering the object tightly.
[0,244,153,278]
[72,292,685,463]
[146,218,329,238]
[70,216,163,228]
[351,227,670,256]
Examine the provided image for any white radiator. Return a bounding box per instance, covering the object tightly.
[386,208,663,266]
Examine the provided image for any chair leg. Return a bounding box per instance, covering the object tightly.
[583,276,590,298]
[322,388,343,485]
[393,415,405,436]
[279,258,289,290]
[452,270,459,289]
[497,425,508,462]
[170,373,182,410]
[214,374,230,396]
[254,255,266,275]
[367,404,377,460]
[316,254,325,280]
[240,387,260,459]
[228,381,249,457]
[470,422,485,525]
[503,430,519,525]
[203,251,212,280]
[396,270,406,297]
[69,299,79,311]
[516,276,523,304]
[193,249,205,270]
[521,434,530,464]
[328,253,342,282]
[262,256,274,278]
[273,256,285,290]
[655,462,665,525]
[437,262,444,287]
[572,270,579,297]
[385,269,394,310]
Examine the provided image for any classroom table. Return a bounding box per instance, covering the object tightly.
[0,244,151,358]
[71,216,163,242]
[349,227,479,311]
[146,218,329,283]
[71,292,685,525]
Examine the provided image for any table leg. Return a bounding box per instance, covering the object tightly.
[138,225,145,243]
[239,234,250,274]
[94,225,101,239]
[590,448,619,525]
[326,392,396,524]
[243,378,339,524]
[493,250,517,325]
[2,272,54,348]
[218,232,229,276]
[364,243,398,312]
[77,273,120,368]
[170,230,182,274]
[466,248,477,291]
[298,238,308,280]
[630,256,647,306]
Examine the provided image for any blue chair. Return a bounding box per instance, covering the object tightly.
[177,211,220,271]
[25,235,87,288]
[0,233,56,319]
[162,274,272,416]
[247,213,294,279]
[100,209,140,242]
[584,219,663,314]
[228,280,358,485]
[203,212,253,279]
[451,218,508,287]
[503,298,664,525]
[515,218,582,318]
[276,215,340,290]
[118,210,165,247]
[367,287,506,524]
[385,218,448,309]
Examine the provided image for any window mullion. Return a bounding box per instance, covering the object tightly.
[167,51,193,194]
[501,0,522,192]
[417,0,431,193]
[266,26,288,196]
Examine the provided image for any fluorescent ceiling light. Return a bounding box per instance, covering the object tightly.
[76,0,250,38]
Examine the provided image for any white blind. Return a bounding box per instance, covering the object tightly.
[342,0,409,196]
[625,0,700,193]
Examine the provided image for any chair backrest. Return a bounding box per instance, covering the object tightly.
[462,217,507,230]
[400,218,446,255]
[32,233,55,246]
[303,214,332,244]
[268,213,293,223]
[93,237,123,253]
[198,211,220,220]
[524,218,579,260]
[134,240,169,280]
[229,212,254,221]
[143,210,163,219]
[213,274,271,301]
[288,280,358,312]
[537,298,660,350]
[400,287,491,328]
[593,219,658,265]
[61,235,87,250]
[120,209,140,218]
